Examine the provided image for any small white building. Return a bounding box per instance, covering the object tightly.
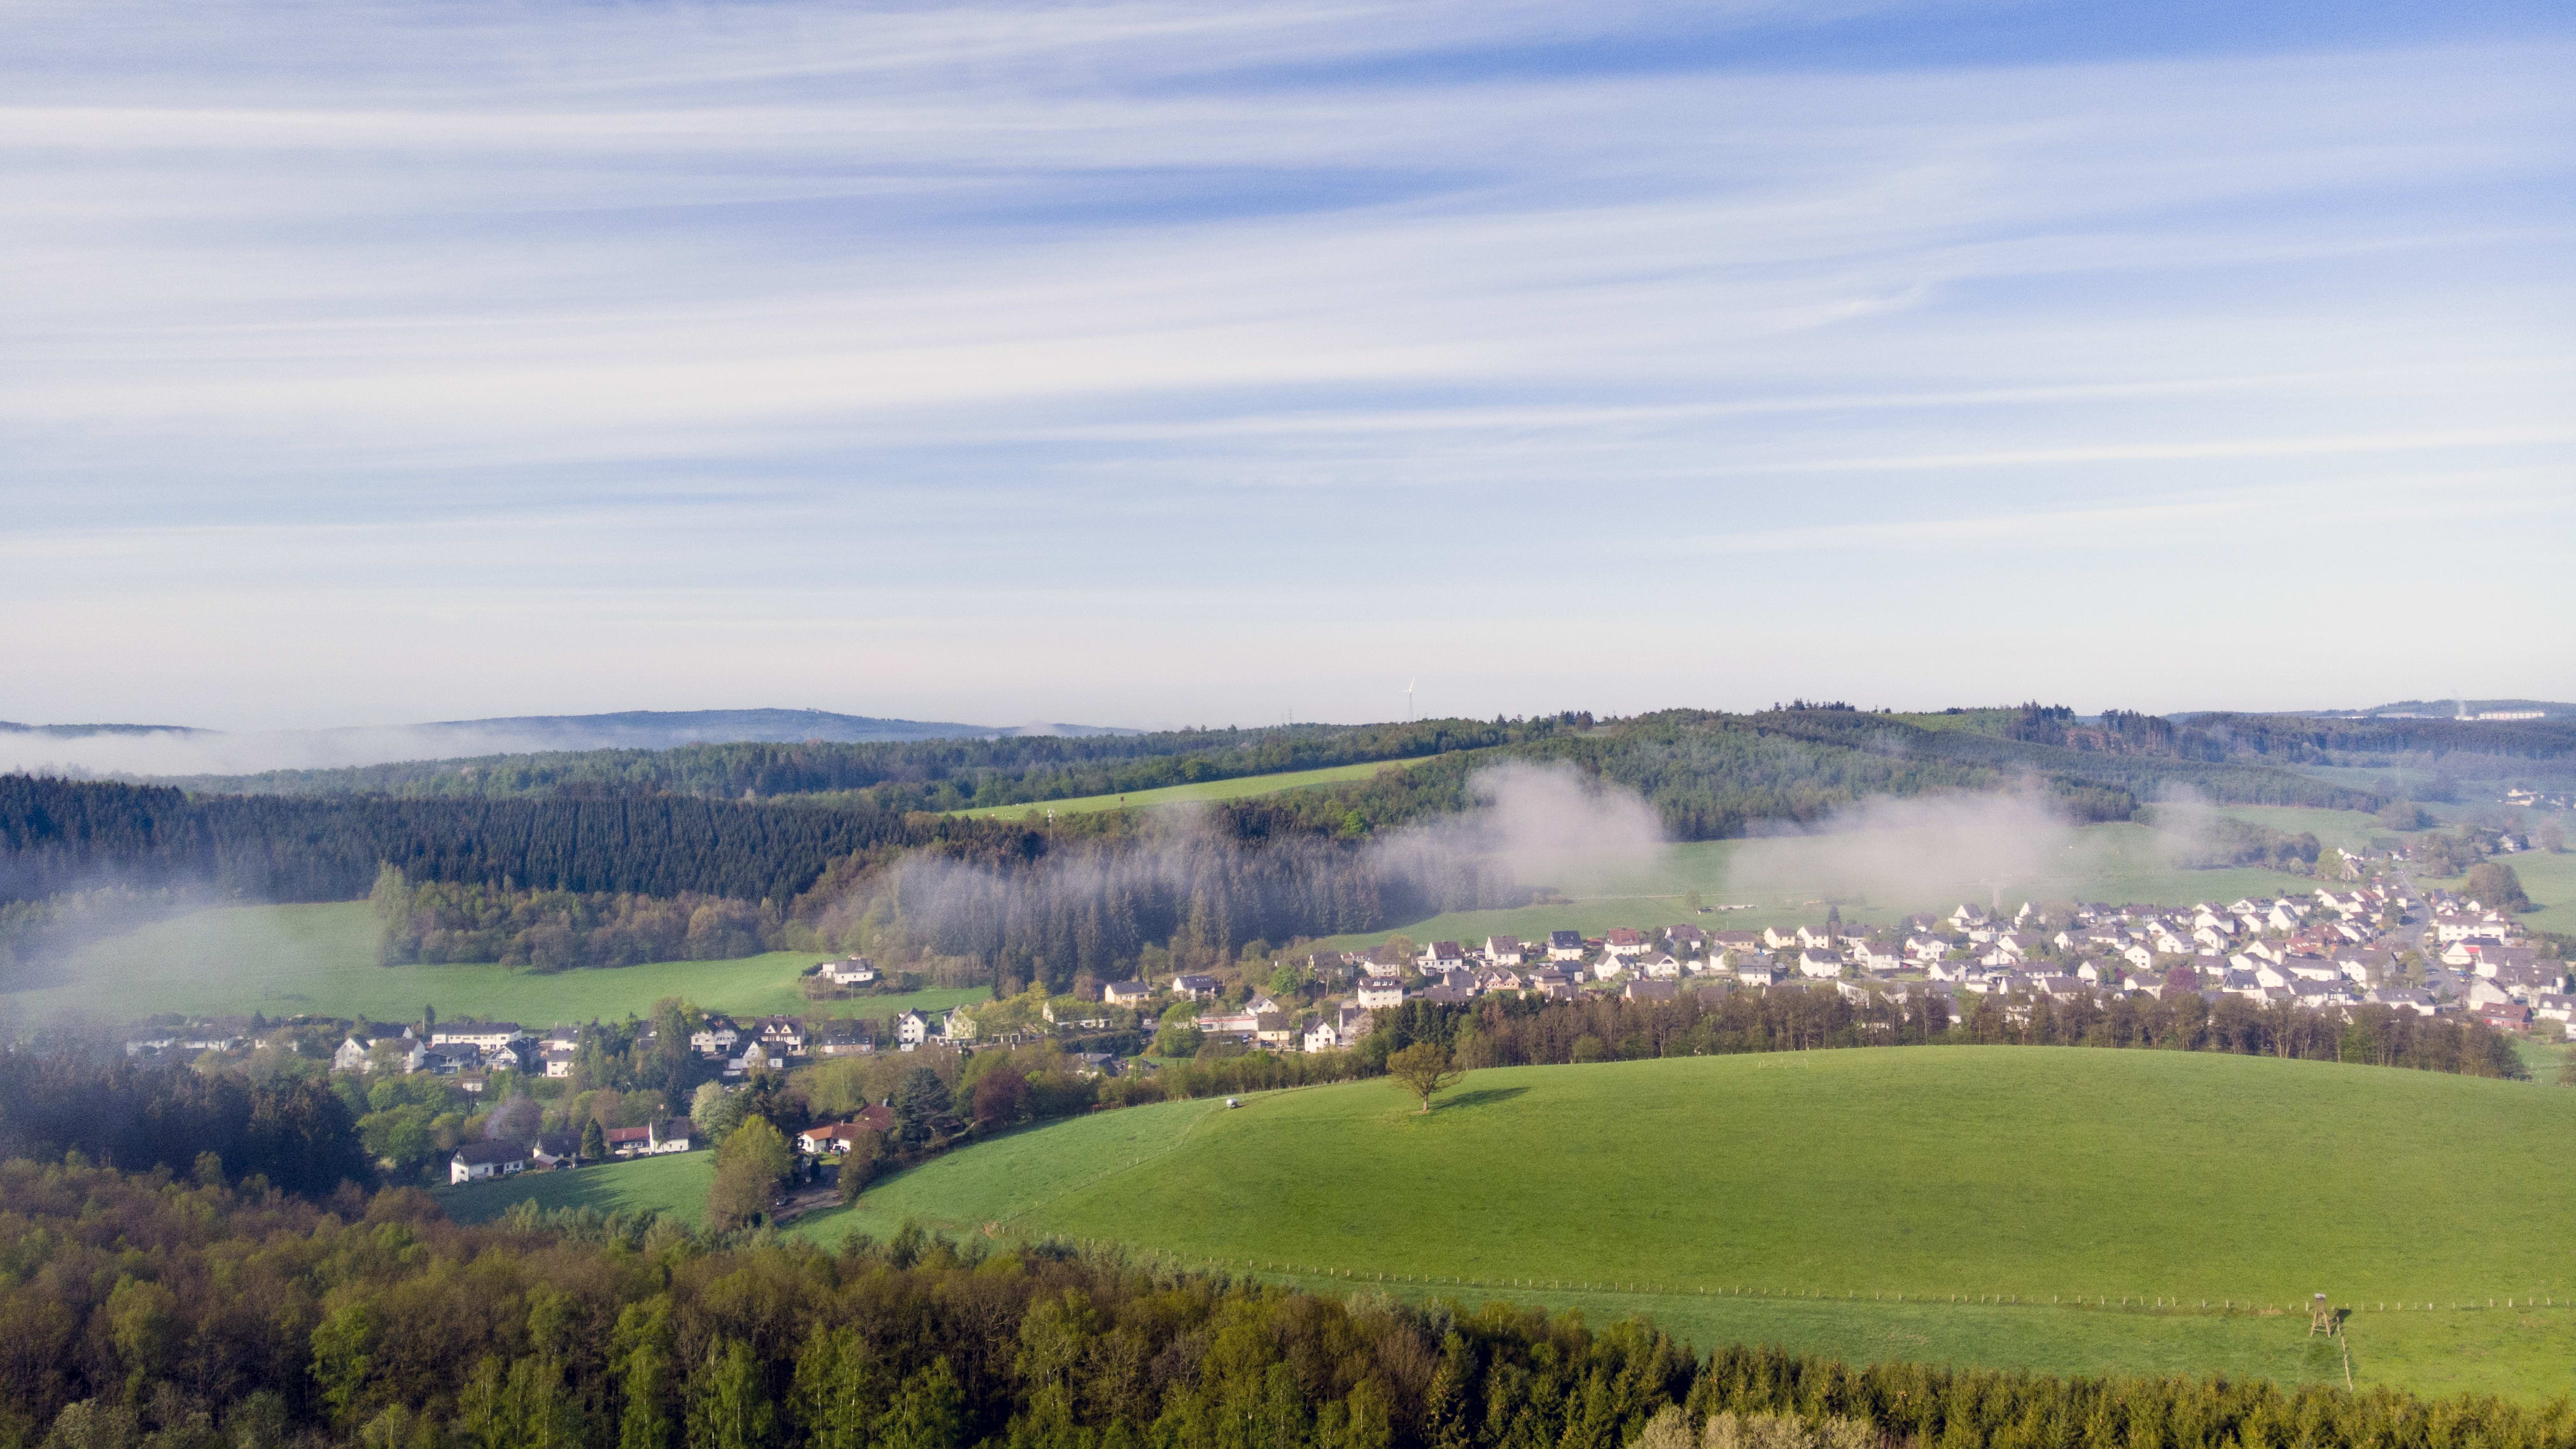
[449,1142,528,1185]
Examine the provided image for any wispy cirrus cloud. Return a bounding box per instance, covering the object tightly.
[1,0,2570,725]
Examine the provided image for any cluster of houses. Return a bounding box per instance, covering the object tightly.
[1160,884,2568,1051]
[449,1117,696,1184]
[323,1006,900,1089]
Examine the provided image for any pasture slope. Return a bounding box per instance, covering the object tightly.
[798,1049,2576,1401]
[951,757,1432,819]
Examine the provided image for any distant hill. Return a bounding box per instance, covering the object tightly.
[0,708,1133,776]
[2311,699,2576,720]
[376,708,1135,750]
[0,721,207,737]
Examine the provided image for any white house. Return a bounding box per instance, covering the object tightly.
[1546,930,1586,961]
[334,1026,421,1074]
[1354,979,1406,1011]
[1484,936,1526,966]
[1849,940,1902,973]
[1795,949,1842,979]
[895,1010,933,1050]
[815,956,879,986]
[449,1142,529,1184]
[1102,979,1154,1007]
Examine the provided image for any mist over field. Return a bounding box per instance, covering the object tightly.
[1376,761,1672,896]
[1719,792,2100,914]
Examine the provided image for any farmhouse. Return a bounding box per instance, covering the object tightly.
[797,1109,891,1155]
[813,956,879,986]
[449,1141,529,1184]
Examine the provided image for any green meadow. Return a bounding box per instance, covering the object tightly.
[797,1049,2576,1399]
[2424,846,2576,937]
[439,1148,713,1225]
[0,900,983,1026]
[953,757,1431,820]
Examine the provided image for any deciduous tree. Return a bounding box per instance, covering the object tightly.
[1385,1041,1462,1112]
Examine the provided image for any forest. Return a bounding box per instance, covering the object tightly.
[7,1160,2576,1449]
[369,869,792,970]
[0,1049,371,1196]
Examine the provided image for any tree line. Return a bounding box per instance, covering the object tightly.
[9,1160,2576,1449]
[1369,985,2526,1079]
[369,867,791,970]
[0,774,932,908]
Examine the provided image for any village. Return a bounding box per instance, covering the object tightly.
[1087,879,2568,1054]
[104,872,2563,1194]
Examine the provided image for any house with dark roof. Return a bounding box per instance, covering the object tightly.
[450,1141,529,1184]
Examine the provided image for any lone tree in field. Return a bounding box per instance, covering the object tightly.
[1386,1041,1464,1113]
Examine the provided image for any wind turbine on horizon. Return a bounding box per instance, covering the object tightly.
[1406,678,1417,722]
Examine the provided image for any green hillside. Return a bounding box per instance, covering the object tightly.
[953,757,1431,818]
[799,1049,2576,1397]
[0,901,981,1025]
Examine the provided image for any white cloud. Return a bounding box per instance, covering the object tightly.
[0,0,2570,724]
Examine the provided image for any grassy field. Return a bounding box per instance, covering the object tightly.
[439,1149,713,1225]
[797,1049,2576,1399]
[0,901,984,1026]
[2423,848,2576,937]
[954,757,1431,820]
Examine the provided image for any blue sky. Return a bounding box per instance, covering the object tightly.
[2,0,2570,731]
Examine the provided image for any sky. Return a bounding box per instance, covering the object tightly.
[3,0,2571,734]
